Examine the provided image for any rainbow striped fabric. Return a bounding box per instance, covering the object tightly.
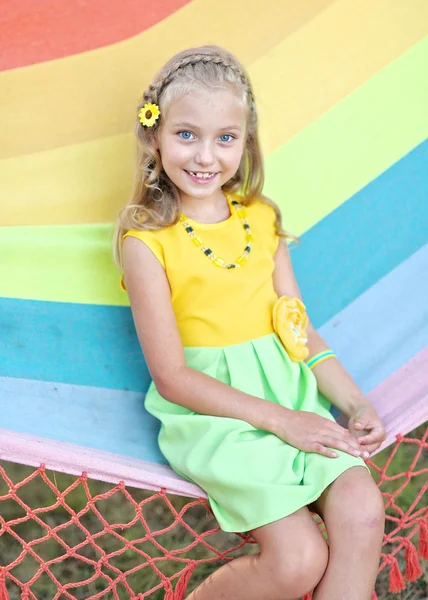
[0,0,427,495]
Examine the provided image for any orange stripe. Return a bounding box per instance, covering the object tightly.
[0,0,335,158]
[0,0,191,71]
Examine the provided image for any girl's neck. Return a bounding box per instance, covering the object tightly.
[180,190,231,225]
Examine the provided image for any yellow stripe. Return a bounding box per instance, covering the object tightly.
[3,0,426,160]
[265,38,428,236]
[0,133,135,226]
[0,0,334,159]
[253,0,428,154]
[1,38,426,228]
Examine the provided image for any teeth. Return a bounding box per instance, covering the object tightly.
[188,172,215,179]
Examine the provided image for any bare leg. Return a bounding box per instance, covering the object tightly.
[312,466,384,600]
[186,507,328,600]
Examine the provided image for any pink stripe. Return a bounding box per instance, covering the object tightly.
[0,349,426,495]
[367,347,428,454]
[0,428,206,498]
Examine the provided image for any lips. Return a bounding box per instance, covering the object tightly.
[185,170,218,184]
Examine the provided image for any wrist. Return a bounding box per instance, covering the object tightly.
[346,393,373,418]
[260,403,292,435]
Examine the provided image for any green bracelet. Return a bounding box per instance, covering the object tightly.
[306,350,337,370]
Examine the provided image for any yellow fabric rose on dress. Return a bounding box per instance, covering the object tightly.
[273,296,309,362]
[138,103,160,127]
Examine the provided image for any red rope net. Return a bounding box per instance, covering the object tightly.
[1,429,427,600]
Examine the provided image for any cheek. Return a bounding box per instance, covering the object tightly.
[224,143,246,171]
[161,141,191,169]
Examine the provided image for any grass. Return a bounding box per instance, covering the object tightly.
[0,425,426,599]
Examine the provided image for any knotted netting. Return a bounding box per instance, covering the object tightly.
[0,428,427,600]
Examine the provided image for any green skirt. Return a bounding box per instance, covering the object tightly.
[145,333,366,533]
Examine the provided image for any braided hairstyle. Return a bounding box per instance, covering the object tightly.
[114,46,288,267]
[142,50,257,115]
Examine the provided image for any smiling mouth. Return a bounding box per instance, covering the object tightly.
[185,171,217,180]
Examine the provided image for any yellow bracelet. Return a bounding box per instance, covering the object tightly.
[306,350,336,370]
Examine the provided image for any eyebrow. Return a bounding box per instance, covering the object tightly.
[172,122,242,132]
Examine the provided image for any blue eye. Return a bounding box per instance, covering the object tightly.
[179,131,194,140]
[219,134,233,143]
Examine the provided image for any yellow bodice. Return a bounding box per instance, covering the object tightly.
[123,198,280,347]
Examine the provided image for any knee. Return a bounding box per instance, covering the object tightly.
[335,469,385,542]
[264,534,328,598]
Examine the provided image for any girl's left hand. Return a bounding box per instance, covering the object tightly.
[348,404,386,456]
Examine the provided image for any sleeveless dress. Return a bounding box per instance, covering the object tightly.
[123,197,366,533]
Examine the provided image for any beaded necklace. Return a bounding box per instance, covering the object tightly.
[179,194,253,269]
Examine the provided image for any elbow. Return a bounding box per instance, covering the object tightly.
[154,376,172,400]
[151,366,185,400]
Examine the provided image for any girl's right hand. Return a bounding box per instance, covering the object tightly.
[273,409,367,459]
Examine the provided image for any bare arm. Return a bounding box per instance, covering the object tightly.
[123,235,365,458]
[273,241,367,417]
[273,240,386,452]
[122,236,282,432]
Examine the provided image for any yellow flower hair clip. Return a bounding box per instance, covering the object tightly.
[138,103,160,127]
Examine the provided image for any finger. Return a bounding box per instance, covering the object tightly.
[321,436,362,458]
[312,443,339,459]
[362,442,382,455]
[351,428,371,441]
[343,432,366,451]
[349,408,368,425]
[328,421,351,435]
[333,433,371,458]
[330,422,361,442]
[357,428,385,444]
[329,424,368,451]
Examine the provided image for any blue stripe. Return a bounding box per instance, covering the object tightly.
[320,244,428,394]
[0,142,427,391]
[0,244,426,395]
[294,140,428,327]
[0,376,164,464]
[306,351,336,369]
[0,300,151,392]
[0,245,426,465]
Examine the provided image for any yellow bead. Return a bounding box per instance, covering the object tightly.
[180,197,254,269]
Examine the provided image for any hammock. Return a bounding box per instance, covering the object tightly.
[1,196,427,597]
[1,2,427,597]
[1,108,428,600]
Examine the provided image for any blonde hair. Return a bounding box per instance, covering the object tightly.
[113,45,293,267]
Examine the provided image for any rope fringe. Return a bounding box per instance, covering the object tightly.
[404,541,423,581]
[389,557,406,593]
[418,519,428,560]
[0,430,426,598]
[0,570,9,600]
[174,563,198,600]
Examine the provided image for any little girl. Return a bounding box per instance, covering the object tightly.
[115,46,386,600]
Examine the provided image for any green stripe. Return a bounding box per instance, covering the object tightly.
[1,40,427,307]
[265,37,428,235]
[0,223,128,306]
[0,138,427,307]
[306,351,336,369]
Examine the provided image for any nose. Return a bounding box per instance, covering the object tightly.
[195,141,215,166]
